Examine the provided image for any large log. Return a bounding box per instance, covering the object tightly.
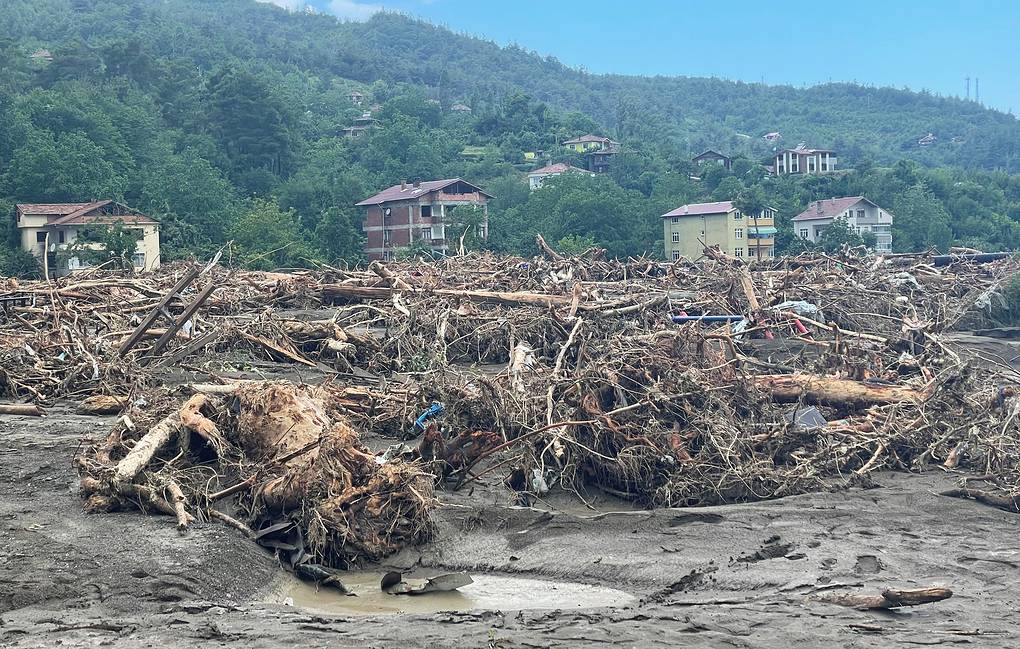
[113,412,183,485]
[0,403,44,416]
[754,374,926,407]
[322,284,573,309]
[817,586,952,610]
[78,395,128,415]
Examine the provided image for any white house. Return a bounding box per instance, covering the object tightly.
[526,162,591,190]
[15,201,161,275]
[793,196,892,252]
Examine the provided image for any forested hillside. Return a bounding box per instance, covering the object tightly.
[1,0,1020,275]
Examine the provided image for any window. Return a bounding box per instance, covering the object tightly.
[132,252,145,268]
[733,210,742,219]
[734,228,743,239]
[478,225,487,239]
[421,205,432,219]
[767,248,775,257]
[857,210,865,219]
[58,231,65,244]
[671,216,680,224]
[383,229,392,245]
[421,227,432,239]
[808,159,816,172]
[799,228,809,239]
[36,231,47,243]
[671,250,681,261]
[430,224,445,240]
[671,232,680,243]
[734,248,744,257]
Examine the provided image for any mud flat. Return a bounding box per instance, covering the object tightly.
[2,409,1018,649]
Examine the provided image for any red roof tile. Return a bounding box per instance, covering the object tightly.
[356,179,492,206]
[16,203,94,215]
[527,163,587,176]
[562,134,618,145]
[662,201,735,218]
[792,196,871,222]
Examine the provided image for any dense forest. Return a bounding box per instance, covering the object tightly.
[1,0,1020,274]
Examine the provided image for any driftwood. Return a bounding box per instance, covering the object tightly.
[78,395,128,415]
[112,412,183,486]
[754,374,927,407]
[816,586,953,610]
[0,403,44,416]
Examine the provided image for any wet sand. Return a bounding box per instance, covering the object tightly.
[2,405,1018,647]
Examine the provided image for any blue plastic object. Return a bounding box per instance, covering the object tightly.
[414,402,445,431]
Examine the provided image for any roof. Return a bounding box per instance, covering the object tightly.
[356,178,492,206]
[692,149,730,161]
[17,201,157,226]
[527,163,587,176]
[792,196,876,222]
[562,134,618,145]
[16,203,94,216]
[780,147,835,155]
[662,201,736,218]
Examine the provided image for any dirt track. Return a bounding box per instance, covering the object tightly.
[2,407,1018,648]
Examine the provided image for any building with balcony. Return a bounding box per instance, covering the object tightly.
[357,178,492,261]
[793,196,893,253]
[692,149,732,171]
[773,146,837,175]
[662,201,776,262]
[342,111,381,138]
[15,201,160,275]
[561,134,619,153]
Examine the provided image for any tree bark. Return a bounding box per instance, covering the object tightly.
[754,374,926,406]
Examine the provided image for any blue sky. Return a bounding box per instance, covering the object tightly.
[264,0,1020,113]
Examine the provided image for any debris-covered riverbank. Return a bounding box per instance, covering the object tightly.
[3,244,1020,645]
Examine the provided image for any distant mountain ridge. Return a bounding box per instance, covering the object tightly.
[2,0,1018,171]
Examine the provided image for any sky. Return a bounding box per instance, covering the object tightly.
[260,0,1020,114]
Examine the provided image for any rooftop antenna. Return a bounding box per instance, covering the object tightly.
[965,76,970,101]
[975,77,980,104]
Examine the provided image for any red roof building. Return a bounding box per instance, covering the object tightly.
[15,201,161,274]
[357,179,492,261]
[526,163,591,190]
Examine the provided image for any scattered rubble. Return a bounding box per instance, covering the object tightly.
[3,242,1020,566]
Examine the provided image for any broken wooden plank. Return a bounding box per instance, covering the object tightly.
[118,267,199,356]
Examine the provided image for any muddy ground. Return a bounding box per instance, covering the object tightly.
[3,335,1020,648]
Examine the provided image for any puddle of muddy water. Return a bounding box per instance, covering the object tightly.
[272,571,636,616]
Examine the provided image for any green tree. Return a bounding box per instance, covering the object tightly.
[817,217,865,252]
[228,199,316,270]
[67,220,143,271]
[892,184,954,252]
[8,131,126,202]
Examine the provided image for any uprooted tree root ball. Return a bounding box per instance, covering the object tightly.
[76,382,436,566]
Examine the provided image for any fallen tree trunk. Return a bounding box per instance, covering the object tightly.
[113,412,183,485]
[817,586,952,610]
[0,403,44,416]
[78,395,128,415]
[754,374,926,407]
[322,284,573,309]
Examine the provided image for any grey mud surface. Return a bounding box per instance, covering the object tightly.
[2,409,1019,648]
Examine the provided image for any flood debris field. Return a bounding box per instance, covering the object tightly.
[3,243,1020,647]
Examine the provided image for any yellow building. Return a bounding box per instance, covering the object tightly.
[662,201,776,261]
[561,134,619,153]
[15,201,161,275]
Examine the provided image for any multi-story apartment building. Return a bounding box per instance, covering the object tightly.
[773,146,837,175]
[358,178,491,261]
[662,201,777,261]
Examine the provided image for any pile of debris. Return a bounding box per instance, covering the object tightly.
[4,242,1020,563]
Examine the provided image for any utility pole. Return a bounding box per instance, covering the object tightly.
[965,76,970,101]
[976,78,980,104]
